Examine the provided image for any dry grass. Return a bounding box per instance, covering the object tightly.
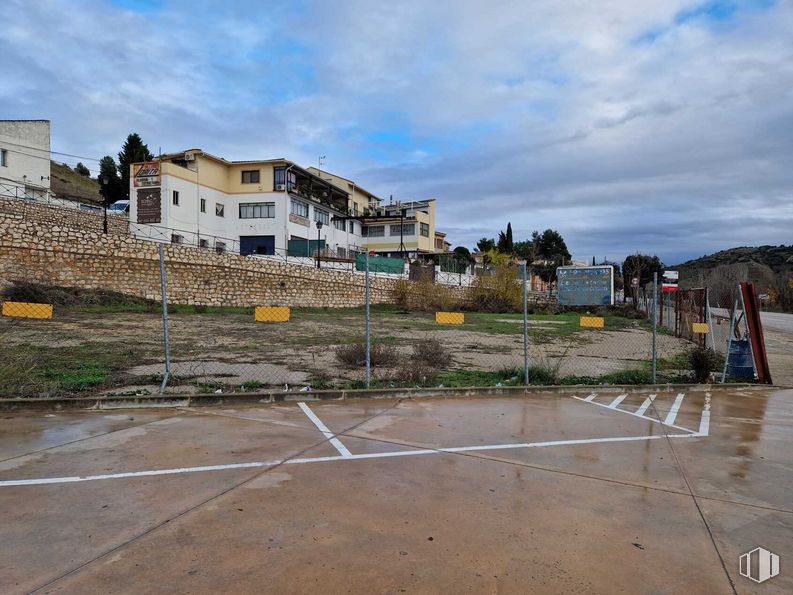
[335,342,399,368]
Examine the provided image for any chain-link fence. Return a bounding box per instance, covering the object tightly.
[0,239,768,397]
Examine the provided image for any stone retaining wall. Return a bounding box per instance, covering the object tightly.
[0,197,441,307]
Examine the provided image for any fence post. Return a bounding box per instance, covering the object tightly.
[652,271,658,384]
[365,251,371,388]
[522,263,529,385]
[158,243,171,394]
[705,287,715,350]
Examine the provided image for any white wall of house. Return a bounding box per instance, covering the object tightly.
[130,174,365,255]
[0,120,51,200]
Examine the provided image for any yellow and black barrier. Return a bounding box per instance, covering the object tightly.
[692,322,709,334]
[254,306,291,322]
[435,311,464,325]
[1,301,53,320]
[579,316,604,329]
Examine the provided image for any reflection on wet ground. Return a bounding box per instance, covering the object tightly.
[0,387,791,594]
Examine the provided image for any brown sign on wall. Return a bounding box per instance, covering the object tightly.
[133,162,161,187]
[137,188,161,224]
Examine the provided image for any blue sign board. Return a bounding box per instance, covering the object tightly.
[557,266,614,306]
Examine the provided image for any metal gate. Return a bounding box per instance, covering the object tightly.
[675,288,706,347]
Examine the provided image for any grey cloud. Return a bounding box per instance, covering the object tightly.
[2,0,792,264]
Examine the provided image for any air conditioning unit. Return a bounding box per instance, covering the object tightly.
[183,153,195,161]
[275,184,286,191]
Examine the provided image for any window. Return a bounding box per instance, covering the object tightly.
[274,166,296,190]
[171,234,183,244]
[390,224,415,236]
[349,220,356,234]
[199,239,209,249]
[290,199,308,218]
[0,149,7,167]
[215,241,226,253]
[200,198,206,213]
[241,170,260,184]
[216,203,225,217]
[333,218,345,230]
[172,190,179,206]
[239,202,275,219]
[314,209,329,225]
[365,225,385,237]
[353,203,359,216]
[420,223,430,237]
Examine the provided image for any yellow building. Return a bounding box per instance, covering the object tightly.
[307,166,446,259]
[127,149,450,260]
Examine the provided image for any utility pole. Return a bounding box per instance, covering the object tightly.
[399,207,407,260]
[100,175,109,234]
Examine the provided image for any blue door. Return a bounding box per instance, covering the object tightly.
[240,235,275,256]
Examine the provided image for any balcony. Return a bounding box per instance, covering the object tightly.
[275,165,350,214]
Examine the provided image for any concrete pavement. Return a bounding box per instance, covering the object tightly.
[1,389,791,594]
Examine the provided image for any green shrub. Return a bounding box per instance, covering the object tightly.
[688,347,723,383]
[465,266,522,312]
[392,277,459,311]
[598,369,654,385]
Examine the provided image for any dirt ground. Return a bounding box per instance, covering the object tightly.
[0,308,694,396]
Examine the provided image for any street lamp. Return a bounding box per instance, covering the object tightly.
[100,175,109,234]
[316,220,323,269]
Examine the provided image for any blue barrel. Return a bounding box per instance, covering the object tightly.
[727,339,754,379]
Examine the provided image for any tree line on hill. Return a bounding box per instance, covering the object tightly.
[446,222,663,297]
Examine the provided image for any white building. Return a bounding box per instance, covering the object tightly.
[0,120,51,200]
[129,150,367,258]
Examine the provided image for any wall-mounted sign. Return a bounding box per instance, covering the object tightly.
[137,187,161,224]
[557,266,614,306]
[133,161,160,188]
[663,270,679,281]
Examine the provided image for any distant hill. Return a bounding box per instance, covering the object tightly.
[676,245,793,274]
[674,245,793,308]
[50,161,101,204]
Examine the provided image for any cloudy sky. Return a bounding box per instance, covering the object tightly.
[3,0,792,264]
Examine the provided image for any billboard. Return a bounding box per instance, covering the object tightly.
[133,161,160,188]
[557,266,614,306]
[136,187,161,224]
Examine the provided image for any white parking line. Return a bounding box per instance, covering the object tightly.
[0,432,699,488]
[698,393,711,436]
[572,395,698,434]
[608,394,628,409]
[584,393,598,402]
[635,395,656,416]
[663,394,686,426]
[297,402,352,458]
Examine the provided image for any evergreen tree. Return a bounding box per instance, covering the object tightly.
[476,238,496,253]
[74,162,90,177]
[98,156,124,206]
[117,133,153,200]
[534,229,571,262]
[496,222,515,253]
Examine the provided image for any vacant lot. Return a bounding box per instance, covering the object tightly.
[0,305,694,397]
